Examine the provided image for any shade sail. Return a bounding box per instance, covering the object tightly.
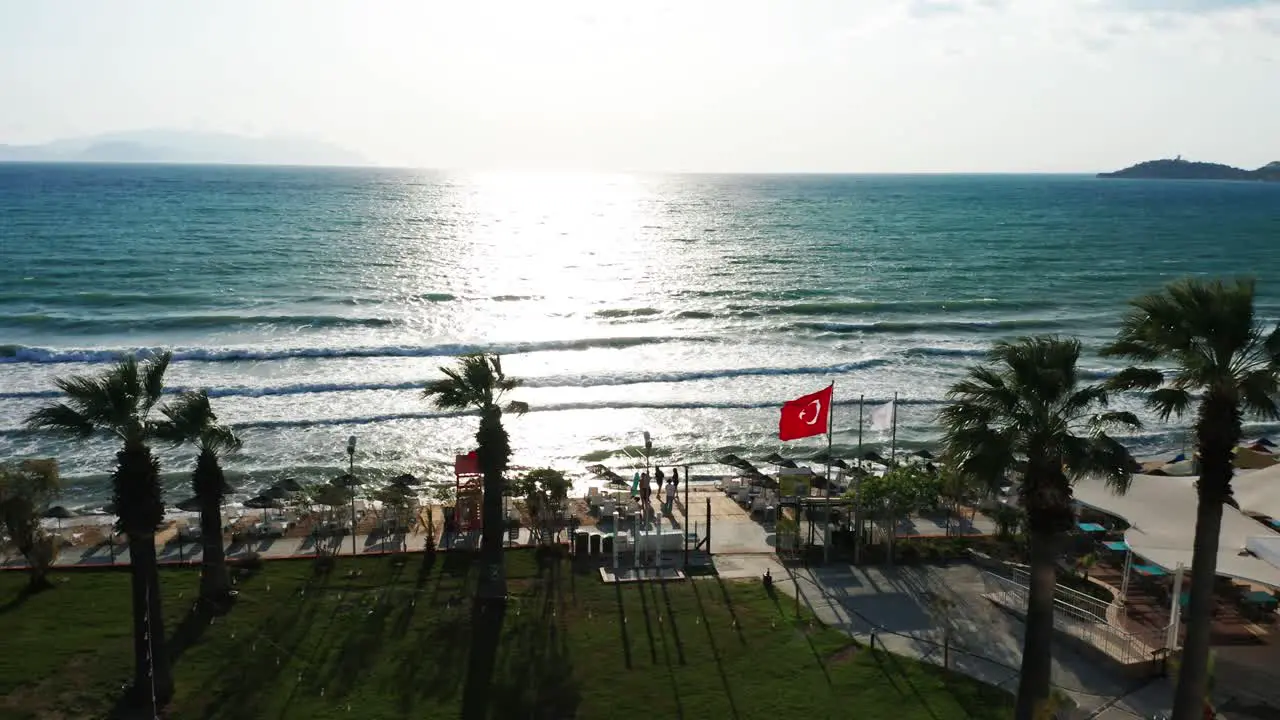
[1230,463,1280,519]
[1075,473,1280,588]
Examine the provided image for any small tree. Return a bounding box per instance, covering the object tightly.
[0,459,61,591]
[1076,552,1098,582]
[851,464,939,561]
[423,484,453,553]
[513,468,570,546]
[312,483,353,559]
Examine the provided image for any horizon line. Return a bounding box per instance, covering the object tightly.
[0,160,1115,175]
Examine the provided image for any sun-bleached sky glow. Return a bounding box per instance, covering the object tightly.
[1,0,1278,172]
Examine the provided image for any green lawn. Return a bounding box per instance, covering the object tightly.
[0,551,1013,719]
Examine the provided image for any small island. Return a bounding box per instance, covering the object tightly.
[1099,156,1280,182]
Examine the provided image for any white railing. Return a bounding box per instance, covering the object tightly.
[1008,566,1111,624]
[983,570,1161,666]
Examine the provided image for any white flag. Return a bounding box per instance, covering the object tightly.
[868,400,896,432]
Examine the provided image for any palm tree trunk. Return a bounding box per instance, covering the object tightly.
[1015,527,1059,720]
[478,468,507,600]
[199,493,229,603]
[1171,481,1227,719]
[127,533,174,707]
[193,451,230,605]
[115,444,173,708]
[476,408,509,602]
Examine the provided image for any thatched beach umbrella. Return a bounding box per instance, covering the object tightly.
[586,464,628,486]
[716,453,750,470]
[174,496,202,513]
[914,449,935,460]
[42,505,76,534]
[331,473,362,489]
[762,452,788,465]
[862,450,886,465]
[391,473,420,487]
[243,494,283,523]
[273,477,305,493]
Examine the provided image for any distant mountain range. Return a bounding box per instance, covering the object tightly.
[0,130,367,167]
[1099,157,1280,182]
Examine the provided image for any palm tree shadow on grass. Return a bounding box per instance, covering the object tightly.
[689,577,742,720]
[461,599,508,719]
[188,577,328,720]
[479,558,580,720]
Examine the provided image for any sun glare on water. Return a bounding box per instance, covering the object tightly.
[424,171,669,343]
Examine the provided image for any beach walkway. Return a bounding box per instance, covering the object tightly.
[712,554,1175,719]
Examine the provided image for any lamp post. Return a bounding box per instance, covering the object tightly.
[642,431,652,478]
[347,435,357,557]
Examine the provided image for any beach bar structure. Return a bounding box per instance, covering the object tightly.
[453,451,482,532]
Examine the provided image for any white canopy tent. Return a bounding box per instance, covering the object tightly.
[1074,473,1280,589]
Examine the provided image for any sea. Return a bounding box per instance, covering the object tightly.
[2,163,1279,510]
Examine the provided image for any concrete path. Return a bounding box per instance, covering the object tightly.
[711,553,1175,719]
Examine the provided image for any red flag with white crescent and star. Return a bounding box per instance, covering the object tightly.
[778,384,833,441]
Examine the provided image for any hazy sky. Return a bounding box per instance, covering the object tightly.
[1,0,1278,172]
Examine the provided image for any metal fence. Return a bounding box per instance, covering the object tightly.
[1008,566,1112,624]
[982,569,1162,666]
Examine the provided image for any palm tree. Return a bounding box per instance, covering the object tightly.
[1100,277,1280,720]
[154,390,242,607]
[939,336,1137,720]
[24,352,175,709]
[423,353,527,601]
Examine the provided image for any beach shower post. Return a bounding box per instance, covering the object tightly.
[612,511,620,570]
[347,435,357,556]
[655,512,663,570]
[633,511,642,568]
[642,431,652,481]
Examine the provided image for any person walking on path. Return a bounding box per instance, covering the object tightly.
[664,480,676,516]
[640,472,652,507]
[670,468,679,493]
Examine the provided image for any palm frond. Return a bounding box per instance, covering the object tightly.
[1239,369,1280,421]
[140,350,173,415]
[24,404,96,437]
[1105,367,1164,393]
[504,400,529,416]
[1090,411,1142,433]
[1064,433,1134,494]
[155,390,214,446]
[423,353,529,416]
[200,424,243,457]
[1264,324,1280,362]
[1062,385,1110,416]
[52,373,116,426]
[1147,388,1194,421]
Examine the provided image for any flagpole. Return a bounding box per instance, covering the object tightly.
[855,394,864,565]
[823,383,834,565]
[890,391,898,467]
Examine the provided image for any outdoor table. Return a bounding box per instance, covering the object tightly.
[1103,540,1129,552]
[1077,522,1106,533]
[1133,564,1167,577]
[1242,590,1279,610]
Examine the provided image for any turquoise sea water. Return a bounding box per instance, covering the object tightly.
[2,164,1279,506]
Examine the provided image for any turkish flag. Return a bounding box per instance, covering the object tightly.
[779,385,833,441]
